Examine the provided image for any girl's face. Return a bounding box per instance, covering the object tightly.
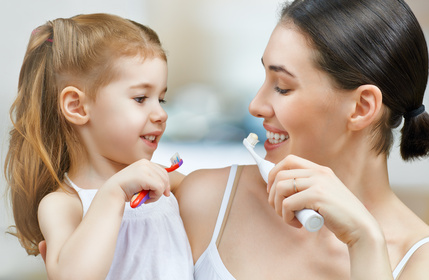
[249,25,353,165]
[86,55,168,167]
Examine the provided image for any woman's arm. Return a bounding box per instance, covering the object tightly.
[267,155,394,279]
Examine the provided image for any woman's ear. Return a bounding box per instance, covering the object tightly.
[60,86,90,125]
[348,85,383,131]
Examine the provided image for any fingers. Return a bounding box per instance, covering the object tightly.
[269,176,311,215]
[112,159,171,203]
[267,155,320,192]
[268,168,311,199]
[137,162,170,203]
[270,177,319,229]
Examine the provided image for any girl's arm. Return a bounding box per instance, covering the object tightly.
[38,184,124,280]
[38,159,170,280]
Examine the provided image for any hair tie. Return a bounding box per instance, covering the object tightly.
[31,28,53,43]
[403,104,425,119]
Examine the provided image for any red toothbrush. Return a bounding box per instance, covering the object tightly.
[130,153,183,208]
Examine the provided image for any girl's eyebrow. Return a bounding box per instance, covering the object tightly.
[129,83,168,93]
[129,83,151,89]
[261,57,296,79]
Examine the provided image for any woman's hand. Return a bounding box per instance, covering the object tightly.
[267,155,393,279]
[267,154,379,246]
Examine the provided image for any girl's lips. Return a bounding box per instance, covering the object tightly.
[140,131,163,149]
[140,136,158,149]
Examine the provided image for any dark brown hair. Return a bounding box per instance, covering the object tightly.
[281,0,429,160]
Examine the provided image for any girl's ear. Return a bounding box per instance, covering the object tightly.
[348,84,383,131]
[60,86,90,125]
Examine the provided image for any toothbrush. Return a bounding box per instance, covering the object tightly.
[130,152,183,208]
[243,133,324,232]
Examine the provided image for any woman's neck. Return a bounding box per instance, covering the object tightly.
[331,146,392,210]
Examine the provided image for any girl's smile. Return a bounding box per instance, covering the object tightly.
[84,55,168,166]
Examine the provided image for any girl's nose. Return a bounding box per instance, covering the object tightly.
[150,103,168,123]
[249,83,274,119]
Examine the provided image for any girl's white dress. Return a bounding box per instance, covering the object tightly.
[66,175,194,280]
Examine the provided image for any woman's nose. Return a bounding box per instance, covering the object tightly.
[249,83,274,119]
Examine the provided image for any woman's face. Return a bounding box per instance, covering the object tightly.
[249,24,353,165]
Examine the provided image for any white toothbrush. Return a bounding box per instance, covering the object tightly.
[243,133,324,232]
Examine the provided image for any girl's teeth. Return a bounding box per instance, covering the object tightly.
[144,135,156,142]
[266,131,289,144]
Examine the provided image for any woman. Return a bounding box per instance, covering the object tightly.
[176,0,429,279]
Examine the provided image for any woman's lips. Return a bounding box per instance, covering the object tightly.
[263,126,289,151]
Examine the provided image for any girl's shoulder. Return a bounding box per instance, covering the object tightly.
[38,185,83,242]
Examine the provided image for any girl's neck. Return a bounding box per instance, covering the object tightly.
[67,156,126,190]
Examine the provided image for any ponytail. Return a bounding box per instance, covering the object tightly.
[400,106,429,161]
[5,13,166,256]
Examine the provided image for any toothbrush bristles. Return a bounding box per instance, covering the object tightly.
[246,133,259,147]
[170,152,182,165]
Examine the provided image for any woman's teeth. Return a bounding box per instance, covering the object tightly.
[143,135,156,142]
[266,131,289,144]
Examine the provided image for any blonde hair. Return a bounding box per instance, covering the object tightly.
[4,13,167,255]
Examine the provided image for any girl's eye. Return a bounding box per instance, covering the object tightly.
[134,96,147,103]
[274,86,290,94]
[159,99,167,104]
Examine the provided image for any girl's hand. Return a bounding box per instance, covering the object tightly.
[107,159,171,204]
[267,155,380,246]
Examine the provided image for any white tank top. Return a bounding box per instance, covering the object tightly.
[65,174,194,279]
[193,165,429,280]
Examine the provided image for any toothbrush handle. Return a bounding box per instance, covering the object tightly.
[295,209,324,232]
[130,190,149,208]
[130,159,184,208]
[243,137,324,231]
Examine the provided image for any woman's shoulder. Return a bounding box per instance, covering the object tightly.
[387,197,429,278]
[397,235,429,278]
[176,166,232,199]
[175,166,233,261]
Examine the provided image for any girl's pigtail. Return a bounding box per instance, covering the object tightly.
[5,22,63,255]
[400,106,429,161]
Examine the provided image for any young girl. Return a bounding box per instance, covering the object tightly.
[5,14,193,279]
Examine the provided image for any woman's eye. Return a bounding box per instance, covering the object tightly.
[159,99,167,104]
[274,86,290,94]
[134,96,147,103]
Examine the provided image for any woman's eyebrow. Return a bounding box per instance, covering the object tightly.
[261,57,296,79]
